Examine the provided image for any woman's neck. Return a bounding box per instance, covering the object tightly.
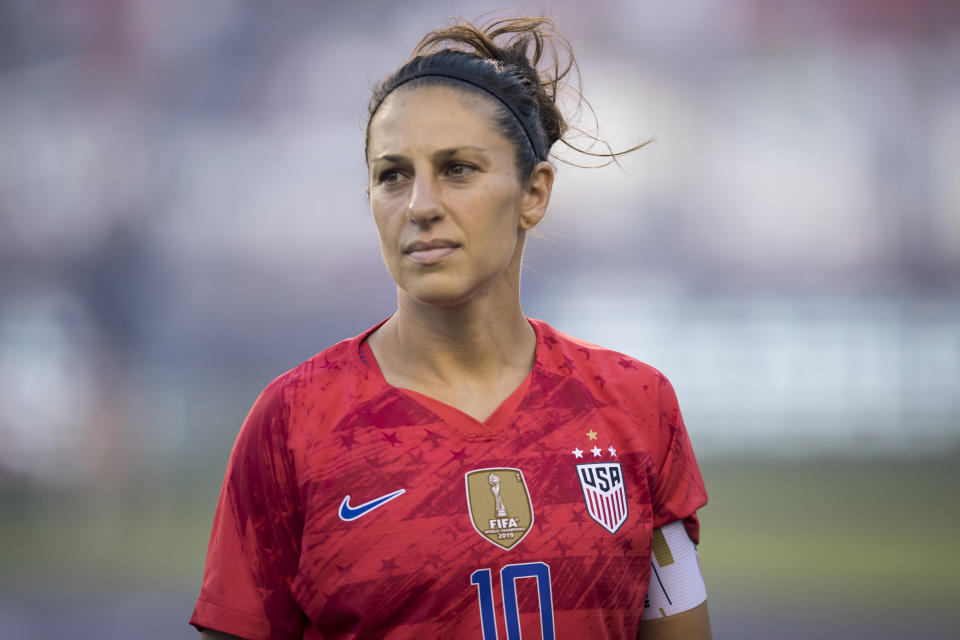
[368,293,536,391]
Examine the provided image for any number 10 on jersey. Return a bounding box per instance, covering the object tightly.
[470,562,555,640]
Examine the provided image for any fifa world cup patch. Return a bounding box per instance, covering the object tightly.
[571,430,628,534]
[464,468,533,550]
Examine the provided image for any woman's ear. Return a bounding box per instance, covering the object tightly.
[518,161,555,231]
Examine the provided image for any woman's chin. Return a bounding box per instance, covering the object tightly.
[398,277,488,309]
[404,287,474,308]
[395,262,517,309]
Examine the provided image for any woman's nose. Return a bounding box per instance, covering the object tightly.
[406,173,444,227]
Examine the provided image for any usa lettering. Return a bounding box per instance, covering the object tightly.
[579,466,611,491]
[578,465,622,492]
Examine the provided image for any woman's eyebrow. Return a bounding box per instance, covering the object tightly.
[372,146,489,165]
[433,146,488,159]
[371,153,407,164]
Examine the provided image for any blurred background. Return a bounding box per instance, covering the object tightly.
[1,0,958,638]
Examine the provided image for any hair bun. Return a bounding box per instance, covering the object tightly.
[366,15,648,172]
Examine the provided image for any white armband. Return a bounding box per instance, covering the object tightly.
[641,519,707,620]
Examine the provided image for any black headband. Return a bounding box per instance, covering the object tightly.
[371,67,548,161]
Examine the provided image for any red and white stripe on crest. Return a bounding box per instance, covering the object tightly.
[584,484,627,532]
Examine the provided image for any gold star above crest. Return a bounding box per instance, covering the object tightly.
[586,430,598,441]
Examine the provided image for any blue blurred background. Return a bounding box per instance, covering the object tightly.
[1,0,958,638]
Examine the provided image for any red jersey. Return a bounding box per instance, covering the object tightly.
[190,318,708,639]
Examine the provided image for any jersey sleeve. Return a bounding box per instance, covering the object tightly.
[190,379,306,640]
[652,374,708,544]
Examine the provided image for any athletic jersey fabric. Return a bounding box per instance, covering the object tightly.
[190,318,708,639]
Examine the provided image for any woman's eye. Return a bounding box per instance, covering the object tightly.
[379,169,402,184]
[447,163,474,177]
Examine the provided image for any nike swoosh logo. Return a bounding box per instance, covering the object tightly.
[338,489,406,521]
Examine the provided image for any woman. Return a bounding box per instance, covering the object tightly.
[191,16,710,640]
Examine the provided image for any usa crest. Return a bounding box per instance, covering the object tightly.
[465,468,533,550]
[576,462,627,534]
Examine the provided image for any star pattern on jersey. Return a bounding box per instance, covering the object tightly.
[570,430,620,460]
[262,545,284,568]
[618,537,638,554]
[271,510,289,528]
[569,507,588,525]
[535,508,551,527]
[318,355,342,371]
[380,558,399,573]
[422,429,445,448]
[590,537,607,556]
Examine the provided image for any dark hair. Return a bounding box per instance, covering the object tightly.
[366,16,643,181]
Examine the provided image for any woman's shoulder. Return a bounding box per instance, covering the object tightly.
[531,318,668,385]
[258,324,379,403]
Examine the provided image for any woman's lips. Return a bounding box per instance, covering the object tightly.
[406,246,457,264]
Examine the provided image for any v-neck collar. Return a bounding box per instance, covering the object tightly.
[355,318,541,438]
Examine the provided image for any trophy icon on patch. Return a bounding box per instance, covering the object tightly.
[489,473,508,517]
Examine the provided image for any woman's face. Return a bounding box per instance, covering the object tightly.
[367,85,551,308]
